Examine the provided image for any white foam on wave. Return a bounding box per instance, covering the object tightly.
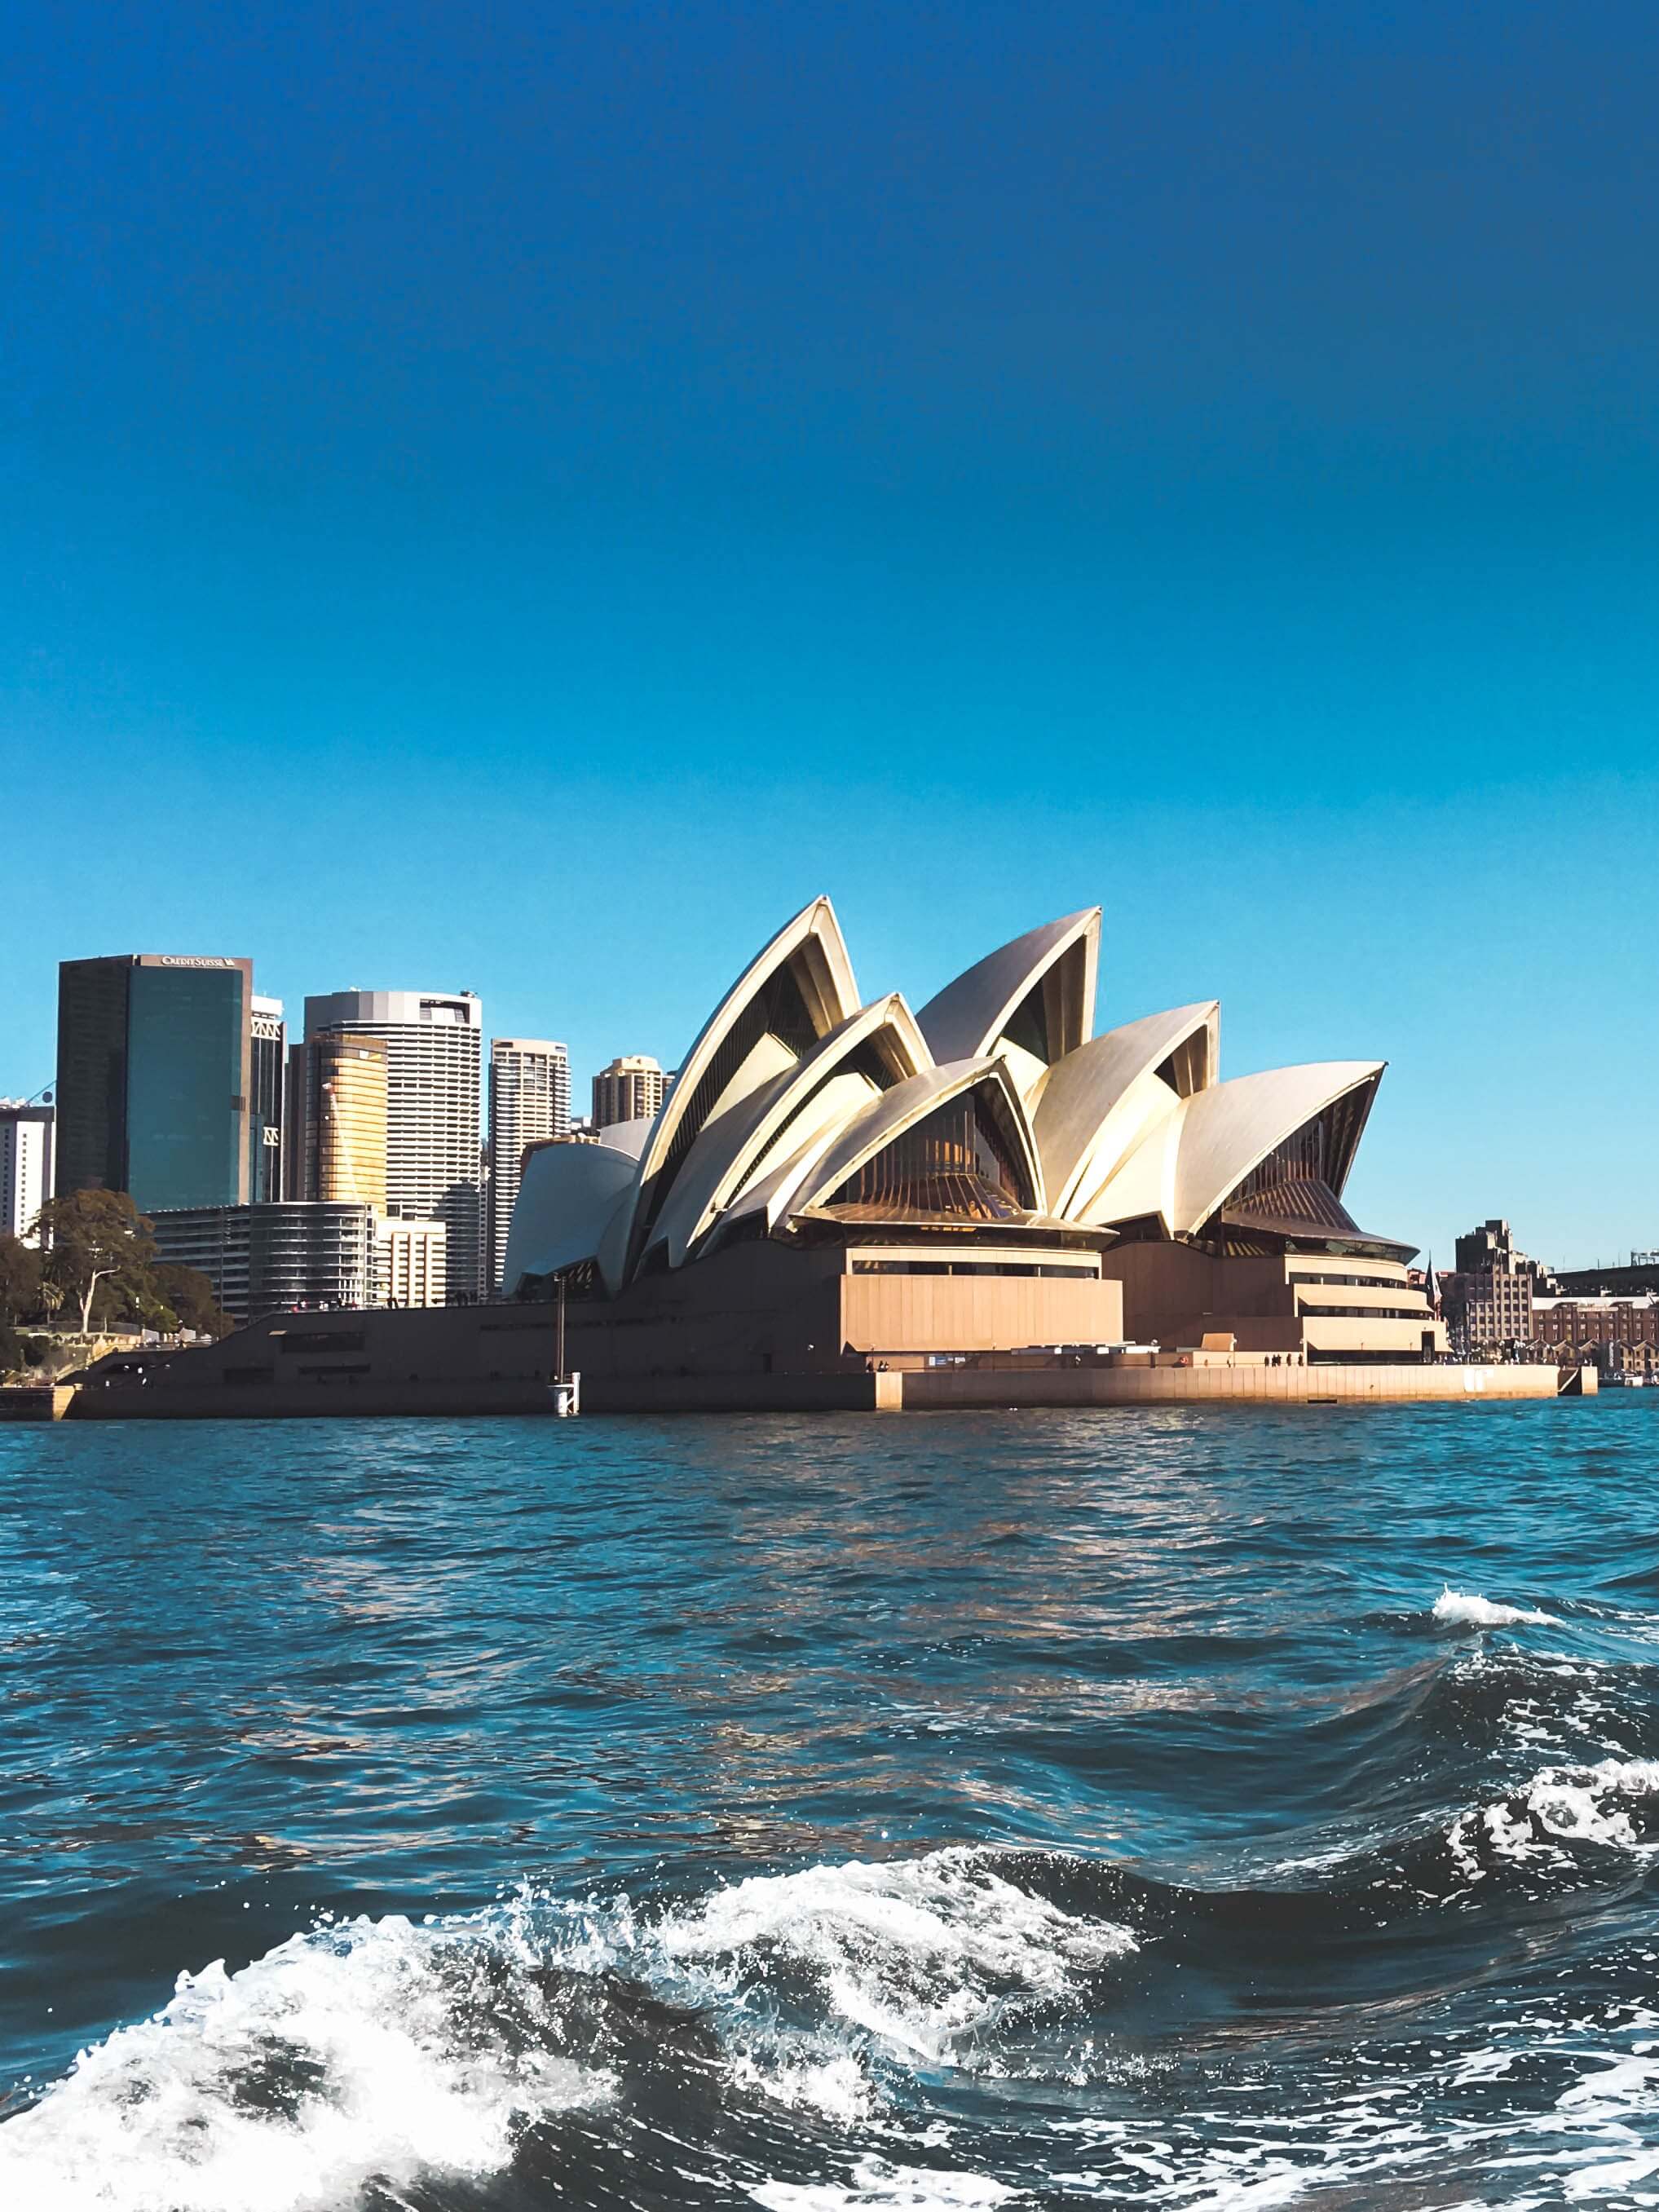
[655,1848,1136,2069]
[1549,2050,1659,2199]
[1445,1755,1659,1881]
[1433,1587,1560,1629]
[750,2154,1015,2209]
[0,1910,608,2212]
[0,1848,1135,2204]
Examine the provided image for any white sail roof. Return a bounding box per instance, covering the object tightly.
[649,994,933,1265]
[620,895,861,1274]
[499,896,1405,1290]
[914,909,1099,1102]
[500,1137,641,1297]
[1171,1061,1383,1233]
[1079,1058,1385,1236]
[786,1057,1044,1219]
[1035,1001,1219,1221]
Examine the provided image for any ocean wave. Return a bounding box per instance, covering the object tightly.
[1432,1587,1560,1628]
[1442,1755,1659,1883]
[0,1850,1136,2212]
[0,1910,609,2212]
[655,1848,1135,2066]
[7,1823,1657,2212]
[1043,2007,1659,2208]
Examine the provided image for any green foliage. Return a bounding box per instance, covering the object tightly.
[0,1197,234,1344]
[151,1264,233,1339]
[0,1235,42,1322]
[33,1189,160,1334]
[0,1321,21,1377]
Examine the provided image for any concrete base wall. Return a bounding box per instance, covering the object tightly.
[898,1362,1588,1410]
[840,1274,1123,1353]
[61,1358,1588,1420]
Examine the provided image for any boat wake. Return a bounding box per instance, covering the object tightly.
[6,1797,1659,2211]
[0,1850,1135,2212]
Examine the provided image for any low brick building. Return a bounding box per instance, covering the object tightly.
[1532,1293,1659,1378]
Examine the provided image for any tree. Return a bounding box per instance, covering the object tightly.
[151,1263,233,1340]
[34,1190,159,1336]
[0,1236,42,1324]
[0,1322,21,1378]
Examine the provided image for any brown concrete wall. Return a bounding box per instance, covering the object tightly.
[1300,1315,1441,1358]
[61,1240,1583,1421]
[69,1376,558,1420]
[1098,1243,1442,1358]
[68,1304,564,1419]
[839,1274,1123,1353]
[1097,1242,1291,1328]
[899,1362,1581,1410]
[65,1352,1590,1421]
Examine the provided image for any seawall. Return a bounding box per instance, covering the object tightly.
[55,1358,1591,1419]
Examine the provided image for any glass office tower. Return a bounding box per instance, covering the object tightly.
[55,956,254,1212]
[250,996,287,1203]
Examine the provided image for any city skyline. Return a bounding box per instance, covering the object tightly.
[1,908,1652,1275]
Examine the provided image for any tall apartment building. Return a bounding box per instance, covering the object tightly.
[488,1038,571,1293]
[56,955,254,1212]
[592,1054,668,1131]
[303,991,484,1303]
[288,1034,390,1210]
[0,1102,55,1243]
[250,996,286,1203]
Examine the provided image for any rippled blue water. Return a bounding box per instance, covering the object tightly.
[4,1398,1659,2209]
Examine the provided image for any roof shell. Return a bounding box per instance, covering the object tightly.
[620,896,860,1278]
[914,910,1100,1093]
[1035,1001,1219,1220]
[1171,1061,1384,1234]
[500,1136,640,1296]
[650,992,933,1266]
[785,1055,1045,1221]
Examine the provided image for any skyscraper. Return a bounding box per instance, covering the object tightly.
[289,1033,390,1210]
[0,1102,55,1243]
[56,955,253,1212]
[250,996,286,1203]
[488,1038,570,1293]
[303,991,483,1302]
[592,1054,668,1130]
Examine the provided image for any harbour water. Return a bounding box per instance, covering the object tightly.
[3,1398,1658,2209]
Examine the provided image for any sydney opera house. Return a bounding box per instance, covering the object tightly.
[76,893,1614,1417]
[496,896,1449,1393]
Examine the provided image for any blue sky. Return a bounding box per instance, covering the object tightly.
[4,0,1656,1266]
